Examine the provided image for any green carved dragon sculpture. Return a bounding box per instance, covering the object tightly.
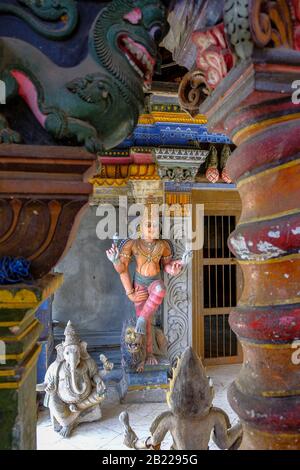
[0,0,168,152]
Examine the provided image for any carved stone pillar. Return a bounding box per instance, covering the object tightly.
[227,108,300,450]
[199,51,300,449]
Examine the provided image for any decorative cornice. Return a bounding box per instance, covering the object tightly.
[138,111,207,125]
[90,178,128,188]
[90,163,159,188]
[153,147,208,184]
[153,147,208,164]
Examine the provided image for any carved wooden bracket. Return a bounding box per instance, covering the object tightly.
[0,144,95,279]
[224,0,294,60]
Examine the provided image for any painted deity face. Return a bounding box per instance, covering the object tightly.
[141,210,160,240]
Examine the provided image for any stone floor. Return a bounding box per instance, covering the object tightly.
[37,364,241,450]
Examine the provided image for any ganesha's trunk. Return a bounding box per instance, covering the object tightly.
[70,366,87,396]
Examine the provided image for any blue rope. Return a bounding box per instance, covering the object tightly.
[0,257,32,285]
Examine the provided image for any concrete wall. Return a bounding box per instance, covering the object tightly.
[52,206,134,365]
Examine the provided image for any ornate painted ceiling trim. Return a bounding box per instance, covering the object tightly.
[175,0,300,117]
[139,111,207,124]
[93,143,234,189]
[90,162,159,188]
[98,147,154,165]
[153,147,208,183]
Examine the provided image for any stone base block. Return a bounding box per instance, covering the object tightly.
[120,359,170,403]
[121,384,168,404]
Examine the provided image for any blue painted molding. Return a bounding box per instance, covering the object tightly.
[165,182,237,191]
[119,122,232,148]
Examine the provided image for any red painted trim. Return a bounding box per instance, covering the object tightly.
[228,382,300,433]
[229,212,300,259]
[230,305,300,343]
[227,119,300,181]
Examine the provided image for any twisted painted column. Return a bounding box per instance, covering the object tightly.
[225,97,300,449]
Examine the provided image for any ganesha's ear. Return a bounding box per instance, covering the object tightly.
[56,343,64,362]
[80,341,89,359]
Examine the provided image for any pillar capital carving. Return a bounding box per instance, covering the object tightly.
[153,147,208,183]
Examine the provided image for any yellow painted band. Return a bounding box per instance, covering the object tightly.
[241,339,295,349]
[234,113,300,144]
[239,296,300,308]
[128,384,169,391]
[138,112,207,125]
[0,352,24,361]
[0,383,18,389]
[239,253,300,265]
[0,302,39,310]
[239,207,300,225]
[0,289,38,306]
[262,390,300,398]
[0,319,40,342]
[0,370,16,377]
[237,158,300,189]
[90,178,129,187]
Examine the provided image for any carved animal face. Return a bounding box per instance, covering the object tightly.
[92,1,168,87]
[124,326,144,355]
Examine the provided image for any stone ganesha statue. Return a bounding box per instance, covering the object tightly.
[120,347,243,450]
[0,0,168,151]
[37,321,107,438]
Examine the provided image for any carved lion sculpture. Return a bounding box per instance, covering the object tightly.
[0,0,168,152]
[121,319,147,373]
[121,318,167,373]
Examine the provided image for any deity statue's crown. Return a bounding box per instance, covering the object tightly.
[63,321,81,347]
[142,198,160,222]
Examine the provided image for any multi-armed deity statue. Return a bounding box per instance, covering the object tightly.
[106,206,192,371]
[37,321,107,438]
